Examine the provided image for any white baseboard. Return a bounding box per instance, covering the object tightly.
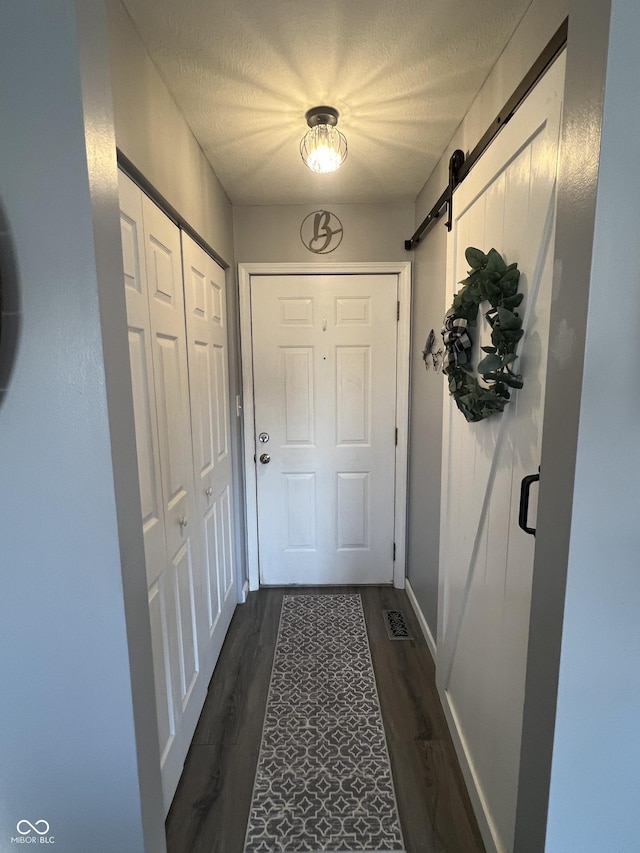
[438,685,500,853]
[405,579,437,661]
[239,578,250,604]
[405,579,499,853]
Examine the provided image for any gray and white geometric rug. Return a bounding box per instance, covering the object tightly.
[243,593,406,853]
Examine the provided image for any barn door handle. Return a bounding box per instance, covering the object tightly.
[518,468,540,536]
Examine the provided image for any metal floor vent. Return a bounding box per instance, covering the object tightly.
[383,610,413,640]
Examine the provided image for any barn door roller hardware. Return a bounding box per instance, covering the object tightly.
[405,17,568,251]
[445,149,465,231]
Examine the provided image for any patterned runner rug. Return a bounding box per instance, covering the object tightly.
[243,593,405,853]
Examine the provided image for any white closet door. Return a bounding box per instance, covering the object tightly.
[118,175,165,588]
[118,175,175,797]
[141,194,204,811]
[119,173,205,813]
[182,232,236,676]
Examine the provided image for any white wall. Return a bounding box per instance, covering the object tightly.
[233,203,414,264]
[406,0,569,642]
[0,2,163,851]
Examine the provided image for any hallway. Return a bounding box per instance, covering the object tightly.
[165,587,484,853]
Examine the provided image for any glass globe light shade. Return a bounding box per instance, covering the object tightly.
[300,123,348,174]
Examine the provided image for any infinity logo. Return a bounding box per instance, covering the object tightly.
[17,820,50,836]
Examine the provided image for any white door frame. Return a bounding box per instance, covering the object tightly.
[238,262,411,591]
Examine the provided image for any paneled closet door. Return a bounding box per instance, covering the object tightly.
[141,195,205,810]
[118,176,166,588]
[119,172,205,814]
[182,233,237,676]
[119,175,174,791]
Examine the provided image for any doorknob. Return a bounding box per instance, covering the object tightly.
[518,468,540,536]
[178,515,188,528]
[259,453,271,464]
[205,487,213,497]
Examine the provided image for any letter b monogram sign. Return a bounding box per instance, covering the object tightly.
[300,210,343,254]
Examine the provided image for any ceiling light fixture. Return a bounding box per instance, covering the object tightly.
[300,106,347,174]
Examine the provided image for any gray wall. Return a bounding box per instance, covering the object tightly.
[405,220,446,638]
[0,2,163,851]
[105,0,247,592]
[3,2,636,850]
[406,0,569,643]
[106,0,234,263]
[517,0,640,848]
[233,203,414,264]
[406,0,640,846]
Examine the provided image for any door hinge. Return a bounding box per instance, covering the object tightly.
[397,300,400,321]
[395,427,398,446]
[393,542,396,561]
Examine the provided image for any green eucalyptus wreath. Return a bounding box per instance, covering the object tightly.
[442,247,524,423]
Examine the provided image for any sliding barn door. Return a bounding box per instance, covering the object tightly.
[438,55,565,851]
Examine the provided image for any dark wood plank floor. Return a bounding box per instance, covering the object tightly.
[165,587,484,853]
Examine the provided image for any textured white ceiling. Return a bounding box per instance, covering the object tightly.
[120,0,532,205]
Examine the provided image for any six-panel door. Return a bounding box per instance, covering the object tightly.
[119,173,237,814]
[182,232,236,679]
[251,273,398,585]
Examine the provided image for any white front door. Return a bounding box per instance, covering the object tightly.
[250,273,399,585]
[438,55,565,851]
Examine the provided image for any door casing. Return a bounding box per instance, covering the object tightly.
[239,262,411,590]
